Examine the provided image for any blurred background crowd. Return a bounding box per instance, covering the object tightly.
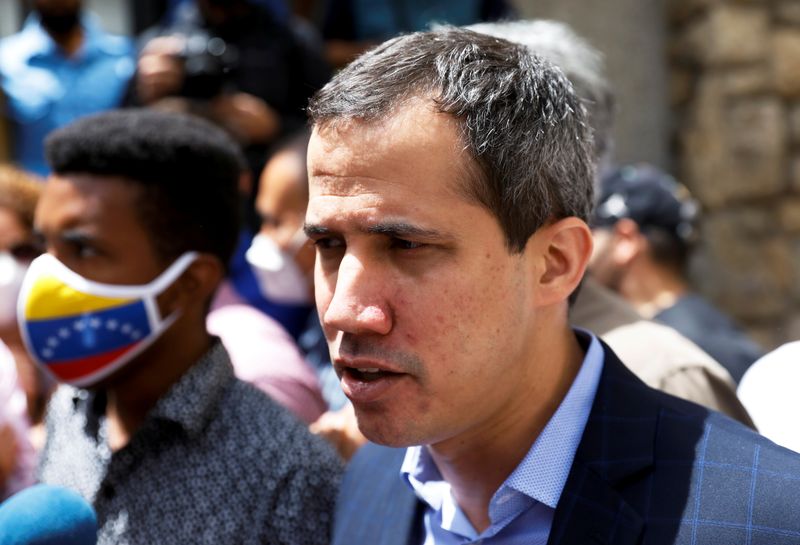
[2,0,800,531]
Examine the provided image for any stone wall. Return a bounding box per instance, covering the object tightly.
[670,0,800,348]
[517,0,672,170]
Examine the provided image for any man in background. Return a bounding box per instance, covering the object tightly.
[133,0,330,178]
[0,0,134,175]
[31,109,340,544]
[591,163,764,383]
[0,166,45,500]
[469,20,752,424]
[234,130,363,458]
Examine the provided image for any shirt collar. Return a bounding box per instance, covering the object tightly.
[401,329,604,512]
[501,328,603,508]
[72,339,235,439]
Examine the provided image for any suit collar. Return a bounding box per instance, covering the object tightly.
[576,342,657,482]
[548,342,659,545]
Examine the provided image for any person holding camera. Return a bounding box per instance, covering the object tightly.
[133,0,330,173]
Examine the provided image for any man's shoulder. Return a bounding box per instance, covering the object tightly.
[573,280,728,384]
[657,295,764,379]
[556,353,800,544]
[200,378,343,539]
[572,281,741,407]
[214,378,341,472]
[596,316,755,423]
[653,406,800,542]
[86,21,133,59]
[0,27,41,68]
[584,345,763,468]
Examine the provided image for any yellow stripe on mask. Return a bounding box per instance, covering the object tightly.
[24,274,134,320]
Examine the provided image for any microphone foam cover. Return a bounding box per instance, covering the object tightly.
[0,484,97,544]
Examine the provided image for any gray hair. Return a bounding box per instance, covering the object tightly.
[468,20,615,170]
[308,27,594,253]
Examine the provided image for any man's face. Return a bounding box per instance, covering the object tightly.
[33,0,81,28]
[35,174,166,286]
[306,100,546,449]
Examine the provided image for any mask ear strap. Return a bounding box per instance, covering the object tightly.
[144,292,184,331]
[148,252,200,294]
[143,251,200,324]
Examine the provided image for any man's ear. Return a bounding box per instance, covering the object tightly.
[158,254,224,315]
[611,218,645,267]
[530,217,594,307]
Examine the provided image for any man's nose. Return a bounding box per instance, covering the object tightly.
[322,253,392,336]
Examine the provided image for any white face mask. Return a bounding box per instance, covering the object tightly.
[0,252,27,328]
[17,252,198,388]
[245,231,311,305]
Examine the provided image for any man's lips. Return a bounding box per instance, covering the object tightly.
[335,357,409,403]
[345,367,397,382]
[334,356,407,377]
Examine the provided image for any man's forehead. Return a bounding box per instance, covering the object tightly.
[307,100,477,200]
[36,174,138,227]
[311,98,459,158]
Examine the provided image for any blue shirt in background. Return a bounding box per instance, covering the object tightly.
[0,13,134,175]
[401,329,604,545]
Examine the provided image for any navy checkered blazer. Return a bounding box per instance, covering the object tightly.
[332,342,800,545]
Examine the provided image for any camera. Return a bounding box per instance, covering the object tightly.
[178,31,239,99]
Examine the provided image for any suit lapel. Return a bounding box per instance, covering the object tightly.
[333,444,421,545]
[548,465,644,545]
[549,343,660,545]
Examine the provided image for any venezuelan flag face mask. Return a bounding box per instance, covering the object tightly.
[16,252,198,388]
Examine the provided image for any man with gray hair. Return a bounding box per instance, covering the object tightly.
[310,26,800,545]
[469,20,615,174]
[468,19,751,426]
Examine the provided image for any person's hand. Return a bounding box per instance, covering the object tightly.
[309,403,367,462]
[136,36,186,104]
[210,93,281,145]
[0,423,18,485]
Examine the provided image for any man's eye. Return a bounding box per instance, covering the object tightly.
[313,237,345,251]
[392,238,424,250]
[73,241,99,259]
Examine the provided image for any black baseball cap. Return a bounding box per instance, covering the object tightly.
[592,163,698,242]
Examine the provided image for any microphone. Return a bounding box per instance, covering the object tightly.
[0,484,97,544]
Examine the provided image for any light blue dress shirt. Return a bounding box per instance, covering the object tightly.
[0,13,134,175]
[401,330,604,545]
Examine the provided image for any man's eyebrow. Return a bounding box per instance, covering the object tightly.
[60,229,97,245]
[304,224,332,237]
[366,222,447,240]
[303,222,449,240]
[31,227,96,244]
